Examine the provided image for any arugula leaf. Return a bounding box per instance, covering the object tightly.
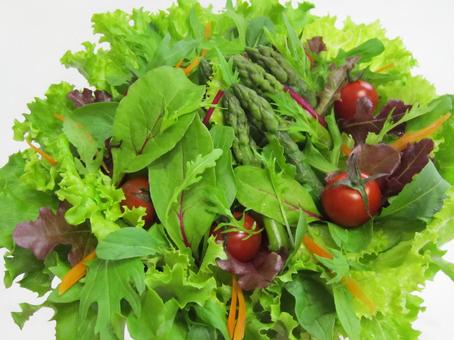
[96,227,168,260]
[13,203,96,265]
[328,222,373,253]
[148,117,218,252]
[79,258,145,339]
[112,66,205,182]
[380,162,450,220]
[246,16,274,47]
[234,165,319,225]
[11,303,42,330]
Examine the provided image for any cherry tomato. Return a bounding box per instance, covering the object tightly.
[225,213,262,262]
[321,172,382,228]
[334,80,379,120]
[121,177,155,226]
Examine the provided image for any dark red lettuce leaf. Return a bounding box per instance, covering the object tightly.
[378,139,434,197]
[376,100,412,136]
[217,250,285,291]
[352,143,401,177]
[339,96,383,144]
[13,203,96,265]
[68,88,112,108]
[306,36,327,55]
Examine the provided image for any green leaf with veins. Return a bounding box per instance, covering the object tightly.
[333,284,361,340]
[148,117,218,252]
[79,258,145,340]
[53,302,98,340]
[96,227,168,260]
[380,162,450,221]
[210,125,237,208]
[127,289,182,340]
[286,276,336,340]
[234,165,319,225]
[111,66,205,182]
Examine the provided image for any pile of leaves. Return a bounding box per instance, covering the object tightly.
[1,1,454,339]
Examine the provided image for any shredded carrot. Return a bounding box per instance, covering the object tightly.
[233,282,246,340]
[303,235,376,312]
[374,63,395,73]
[341,144,352,157]
[58,251,96,295]
[204,21,213,40]
[227,276,239,338]
[390,113,451,151]
[342,277,376,313]
[183,56,200,75]
[54,113,65,122]
[175,58,184,69]
[302,235,333,259]
[26,140,57,166]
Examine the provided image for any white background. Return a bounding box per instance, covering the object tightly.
[0,1,453,339]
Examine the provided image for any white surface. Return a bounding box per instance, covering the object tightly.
[0,1,453,339]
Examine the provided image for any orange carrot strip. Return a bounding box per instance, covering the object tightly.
[233,281,246,340]
[175,58,184,68]
[341,144,352,156]
[374,63,395,73]
[58,251,96,295]
[227,276,239,338]
[54,113,65,122]
[26,141,57,166]
[342,277,376,313]
[183,56,200,75]
[390,113,451,151]
[302,235,333,259]
[204,22,213,40]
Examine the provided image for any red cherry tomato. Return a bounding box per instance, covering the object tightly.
[225,212,262,262]
[334,80,379,120]
[321,172,382,228]
[121,177,155,226]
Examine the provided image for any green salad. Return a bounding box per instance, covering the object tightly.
[2,0,454,339]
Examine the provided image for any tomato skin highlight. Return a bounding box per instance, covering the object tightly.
[225,213,262,262]
[321,172,382,228]
[121,177,155,226]
[334,80,379,120]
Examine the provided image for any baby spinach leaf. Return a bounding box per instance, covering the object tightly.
[210,125,237,207]
[112,66,205,183]
[148,117,218,252]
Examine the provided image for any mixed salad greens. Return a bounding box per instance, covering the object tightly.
[2,0,454,339]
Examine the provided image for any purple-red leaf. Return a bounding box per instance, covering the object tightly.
[376,100,412,136]
[306,36,327,55]
[217,250,285,291]
[378,139,434,197]
[68,88,112,108]
[352,143,401,177]
[13,203,96,265]
[340,99,412,144]
[339,96,383,144]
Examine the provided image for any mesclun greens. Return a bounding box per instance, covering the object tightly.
[1,0,454,339]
